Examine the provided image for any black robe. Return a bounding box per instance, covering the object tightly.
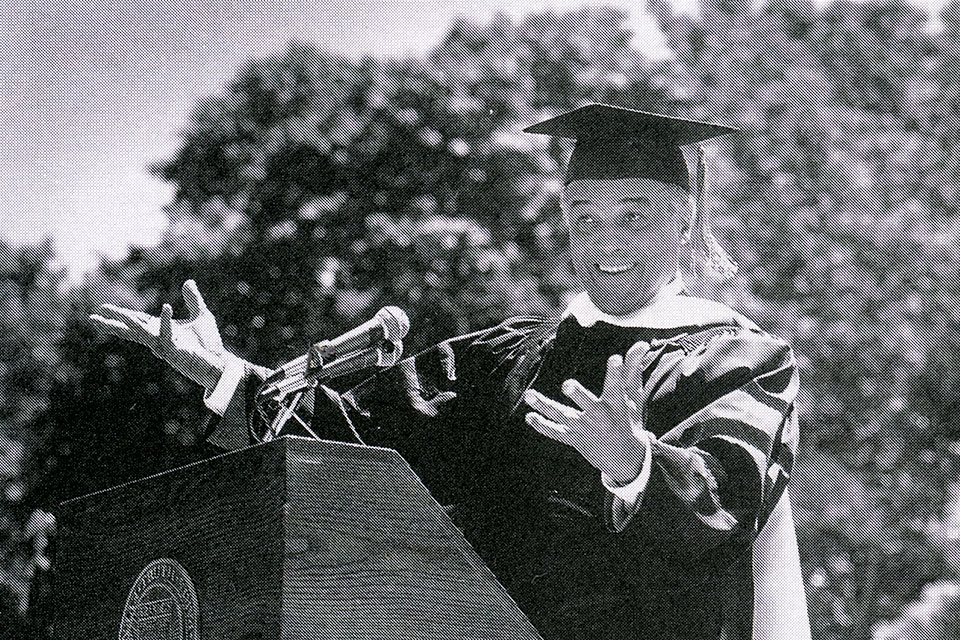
[208,297,799,640]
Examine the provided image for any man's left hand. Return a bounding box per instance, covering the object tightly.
[524,340,653,484]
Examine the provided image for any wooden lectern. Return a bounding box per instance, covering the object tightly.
[55,436,543,640]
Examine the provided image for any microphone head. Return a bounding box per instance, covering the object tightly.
[376,306,410,342]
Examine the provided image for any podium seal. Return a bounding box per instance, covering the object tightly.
[118,558,199,640]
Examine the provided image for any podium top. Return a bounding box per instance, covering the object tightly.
[59,435,399,506]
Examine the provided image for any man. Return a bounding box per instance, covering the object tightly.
[91,104,809,639]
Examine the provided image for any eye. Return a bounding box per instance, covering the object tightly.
[624,210,648,225]
[574,213,596,231]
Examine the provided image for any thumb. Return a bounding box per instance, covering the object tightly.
[626,397,647,436]
[625,340,651,407]
[625,340,651,371]
[182,280,206,320]
[156,304,173,357]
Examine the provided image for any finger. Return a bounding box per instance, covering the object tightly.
[89,314,132,337]
[601,354,626,401]
[625,340,651,372]
[561,378,598,410]
[90,310,154,346]
[524,389,579,425]
[525,412,572,444]
[625,340,652,407]
[158,304,173,356]
[97,304,154,325]
[182,280,206,320]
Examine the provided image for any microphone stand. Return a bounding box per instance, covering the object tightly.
[253,340,402,443]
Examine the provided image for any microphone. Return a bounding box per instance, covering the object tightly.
[315,305,408,363]
[314,341,403,379]
[258,307,409,402]
[270,306,408,381]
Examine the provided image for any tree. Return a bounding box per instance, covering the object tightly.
[0,240,67,634]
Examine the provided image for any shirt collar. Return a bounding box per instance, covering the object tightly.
[562,272,688,328]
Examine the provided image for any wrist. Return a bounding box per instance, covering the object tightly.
[203,353,227,391]
[203,353,246,415]
[185,351,226,391]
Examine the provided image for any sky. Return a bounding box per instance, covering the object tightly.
[0,0,947,279]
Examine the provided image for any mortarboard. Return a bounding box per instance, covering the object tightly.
[523,104,738,191]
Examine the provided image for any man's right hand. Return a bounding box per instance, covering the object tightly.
[89,280,227,390]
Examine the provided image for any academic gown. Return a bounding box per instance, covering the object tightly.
[206,290,809,640]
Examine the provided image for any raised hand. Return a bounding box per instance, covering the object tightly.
[524,340,653,484]
[89,280,227,390]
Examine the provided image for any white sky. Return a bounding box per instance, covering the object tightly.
[0,0,947,278]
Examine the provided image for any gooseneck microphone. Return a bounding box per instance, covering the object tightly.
[257,306,410,404]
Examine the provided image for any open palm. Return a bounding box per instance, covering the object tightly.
[523,340,653,484]
[89,280,226,390]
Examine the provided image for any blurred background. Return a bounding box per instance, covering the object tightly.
[4,0,960,637]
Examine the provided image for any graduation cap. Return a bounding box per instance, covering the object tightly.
[523,104,738,191]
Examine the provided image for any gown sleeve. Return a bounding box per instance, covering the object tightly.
[609,327,800,553]
[201,358,274,451]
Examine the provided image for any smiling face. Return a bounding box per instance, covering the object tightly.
[564,177,688,316]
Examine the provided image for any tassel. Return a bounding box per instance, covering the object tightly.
[684,146,738,293]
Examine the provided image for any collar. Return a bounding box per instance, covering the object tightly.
[562,273,751,330]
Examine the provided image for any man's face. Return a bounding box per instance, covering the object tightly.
[563,177,685,316]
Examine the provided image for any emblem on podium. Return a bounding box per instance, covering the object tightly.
[118,558,199,640]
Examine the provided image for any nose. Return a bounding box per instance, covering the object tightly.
[593,223,620,256]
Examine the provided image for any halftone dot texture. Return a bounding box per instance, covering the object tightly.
[10,2,958,638]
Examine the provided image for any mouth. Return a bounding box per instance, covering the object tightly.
[595,262,637,275]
